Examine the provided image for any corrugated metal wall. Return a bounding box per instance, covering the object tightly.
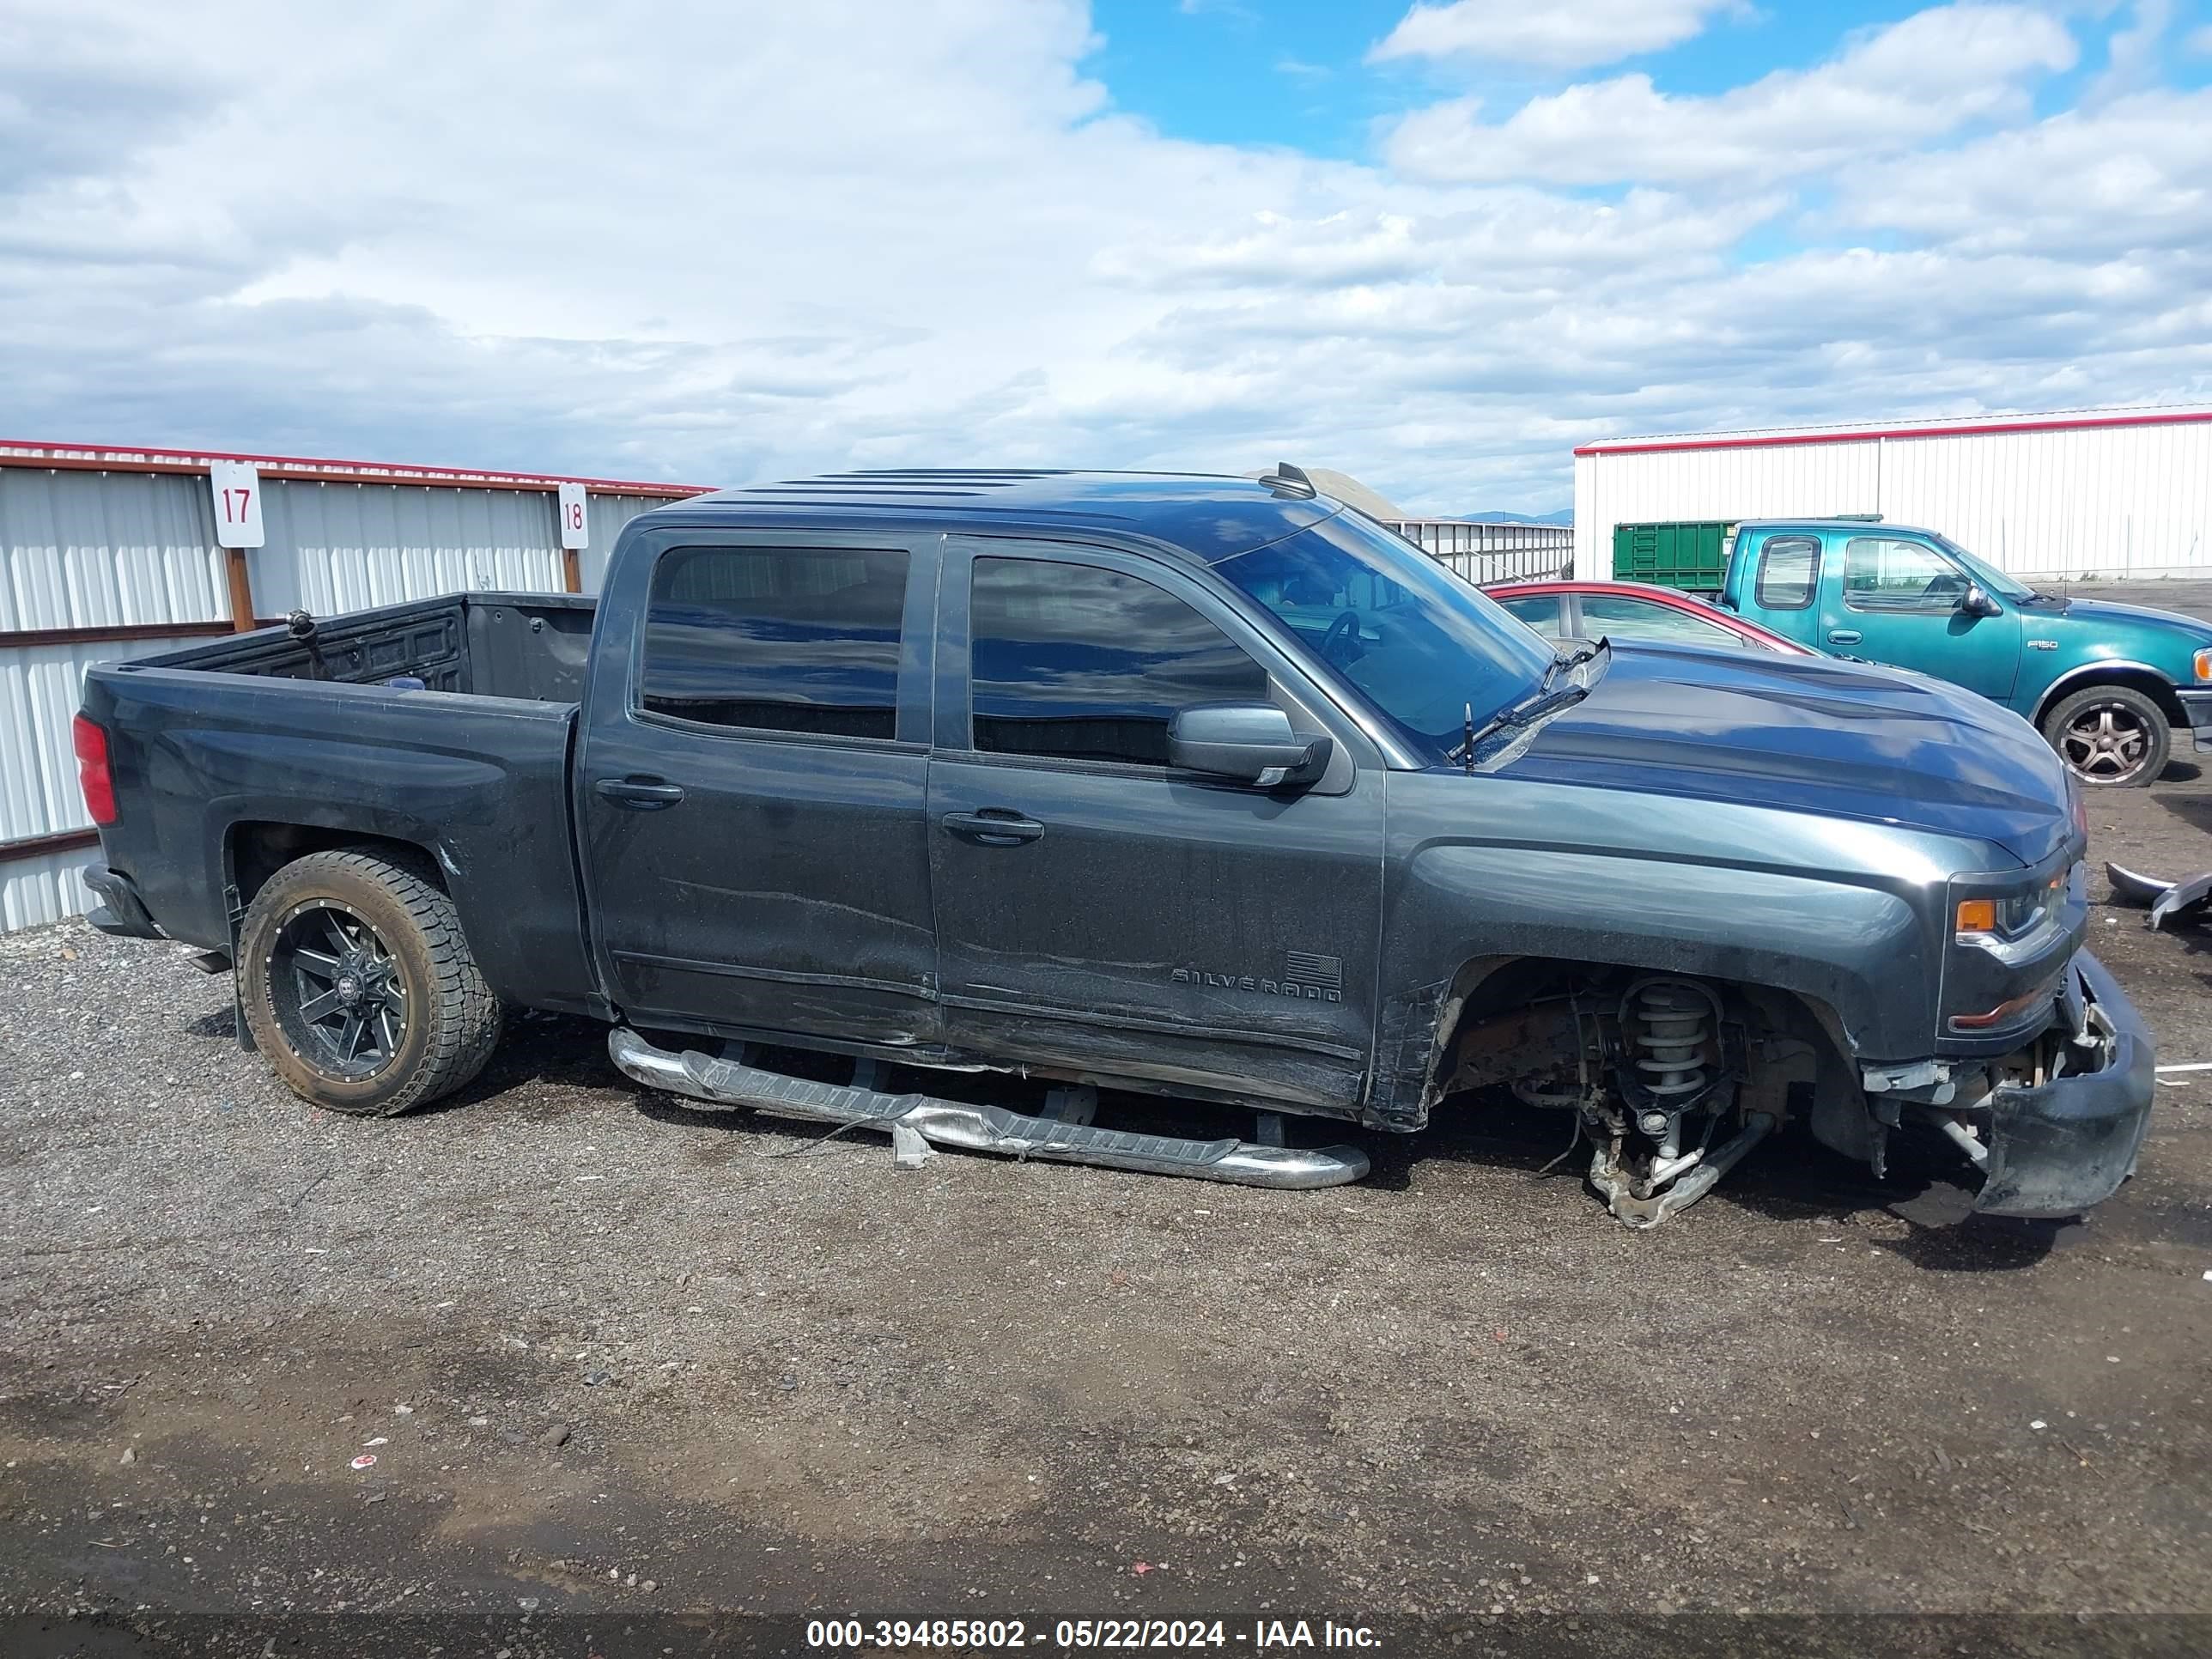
[0,469,230,631]
[0,635,185,931]
[0,456,697,932]
[1572,408,2212,580]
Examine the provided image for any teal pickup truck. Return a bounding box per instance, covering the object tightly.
[1712,520,2212,787]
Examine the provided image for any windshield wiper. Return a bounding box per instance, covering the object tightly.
[1455,643,1602,769]
[1542,641,1599,689]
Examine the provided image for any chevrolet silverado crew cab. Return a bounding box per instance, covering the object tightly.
[1714,519,2212,787]
[75,467,2153,1226]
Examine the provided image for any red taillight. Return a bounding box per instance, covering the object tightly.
[73,714,118,826]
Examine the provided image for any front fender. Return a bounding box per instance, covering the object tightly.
[1370,776,1975,1129]
[2024,657,2177,727]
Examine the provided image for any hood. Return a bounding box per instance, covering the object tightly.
[2041,595,2212,641]
[1495,644,2076,867]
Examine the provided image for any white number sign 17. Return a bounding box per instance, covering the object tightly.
[558,482,589,550]
[210,459,265,549]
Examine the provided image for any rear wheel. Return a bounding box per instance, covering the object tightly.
[238,848,502,1115]
[2041,684,2169,788]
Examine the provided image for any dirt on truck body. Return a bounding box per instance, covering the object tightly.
[75,465,2153,1224]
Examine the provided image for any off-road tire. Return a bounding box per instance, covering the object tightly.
[2039,684,2170,789]
[238,848,503,1116]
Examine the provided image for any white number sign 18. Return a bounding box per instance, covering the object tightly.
[210,459,265,549]
[558,482,589,550]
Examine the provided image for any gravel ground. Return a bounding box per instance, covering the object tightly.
[4,583,2212,1656]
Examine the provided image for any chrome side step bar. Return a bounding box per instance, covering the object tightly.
[607,1028,1370,1190]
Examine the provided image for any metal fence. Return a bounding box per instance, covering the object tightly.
[1387,519,1574,586]
[0,441,708,931]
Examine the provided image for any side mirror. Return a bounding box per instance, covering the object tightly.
[1168,702,1332,786]
[1960,584,2002,618]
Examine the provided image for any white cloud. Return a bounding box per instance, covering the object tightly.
[1832,88,2212,256]
[1370,0,1740,71]
[2089,0,2172,101]
[1388,3,2076,185]
[0,0,2207,516]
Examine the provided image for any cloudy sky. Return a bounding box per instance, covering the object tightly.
[3,1,2208,513]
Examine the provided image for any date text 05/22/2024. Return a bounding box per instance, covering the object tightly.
[805,1617,1383,1650]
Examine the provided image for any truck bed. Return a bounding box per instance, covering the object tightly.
[142,591,598,703]
[80,592,605,1017]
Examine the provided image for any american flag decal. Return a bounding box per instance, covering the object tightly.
[1285,951,1342,992]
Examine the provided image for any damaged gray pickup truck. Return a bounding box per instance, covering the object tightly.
[76,466,2154,1225]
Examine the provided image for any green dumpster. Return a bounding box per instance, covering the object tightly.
[1612,521,1732,592]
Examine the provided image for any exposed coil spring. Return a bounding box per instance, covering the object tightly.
[1628,980,1711,1100]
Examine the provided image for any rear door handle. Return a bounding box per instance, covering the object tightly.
[1826,629,1863,645]
[942,808,1045,846]
[595,775,686,809]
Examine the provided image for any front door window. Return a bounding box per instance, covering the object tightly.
[968,556,1269,764]
[1842,538,1972,613]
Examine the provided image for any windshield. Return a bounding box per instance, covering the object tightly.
[1214,509,1556,757]
[1931,533,2036,601]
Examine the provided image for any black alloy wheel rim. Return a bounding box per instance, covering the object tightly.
[268,901,410,1081]
[2057,698,2155,784]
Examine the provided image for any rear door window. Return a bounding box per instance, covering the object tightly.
[1579,593,1749,648]
[1753,536,1820,611]
[969,556,1268,766]
[640,545,908,738]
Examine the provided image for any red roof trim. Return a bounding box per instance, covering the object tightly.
[1573,407,2212,459]
[0,438,714,497]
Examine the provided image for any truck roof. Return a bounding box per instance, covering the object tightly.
[1735,517,1940,536]
[656,469,1344,562]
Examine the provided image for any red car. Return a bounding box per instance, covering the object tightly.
[1480,580,1819,655]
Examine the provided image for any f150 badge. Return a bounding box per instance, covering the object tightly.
[1173,950,1343,1002]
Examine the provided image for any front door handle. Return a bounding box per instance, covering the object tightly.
[1827,629,1863,645]
[942,808,1045,846]
[596,775,686,809]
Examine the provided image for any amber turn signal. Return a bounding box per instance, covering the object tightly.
[1955,898,1997,934]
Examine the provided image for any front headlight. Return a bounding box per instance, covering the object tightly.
[1955,890,2051,939]
[2194,647,2212,683]
[1956,867,2073,957]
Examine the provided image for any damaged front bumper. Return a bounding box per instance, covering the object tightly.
[1972,951,2154,1218]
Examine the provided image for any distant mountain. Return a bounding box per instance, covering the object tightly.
[1239,470,1571,527]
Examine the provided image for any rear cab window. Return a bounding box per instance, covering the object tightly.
[1753,536,1820,611]
[640,545,908,738]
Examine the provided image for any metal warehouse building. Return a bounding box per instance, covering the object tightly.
[0,441,708,931]
[1572,404,2212,584]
